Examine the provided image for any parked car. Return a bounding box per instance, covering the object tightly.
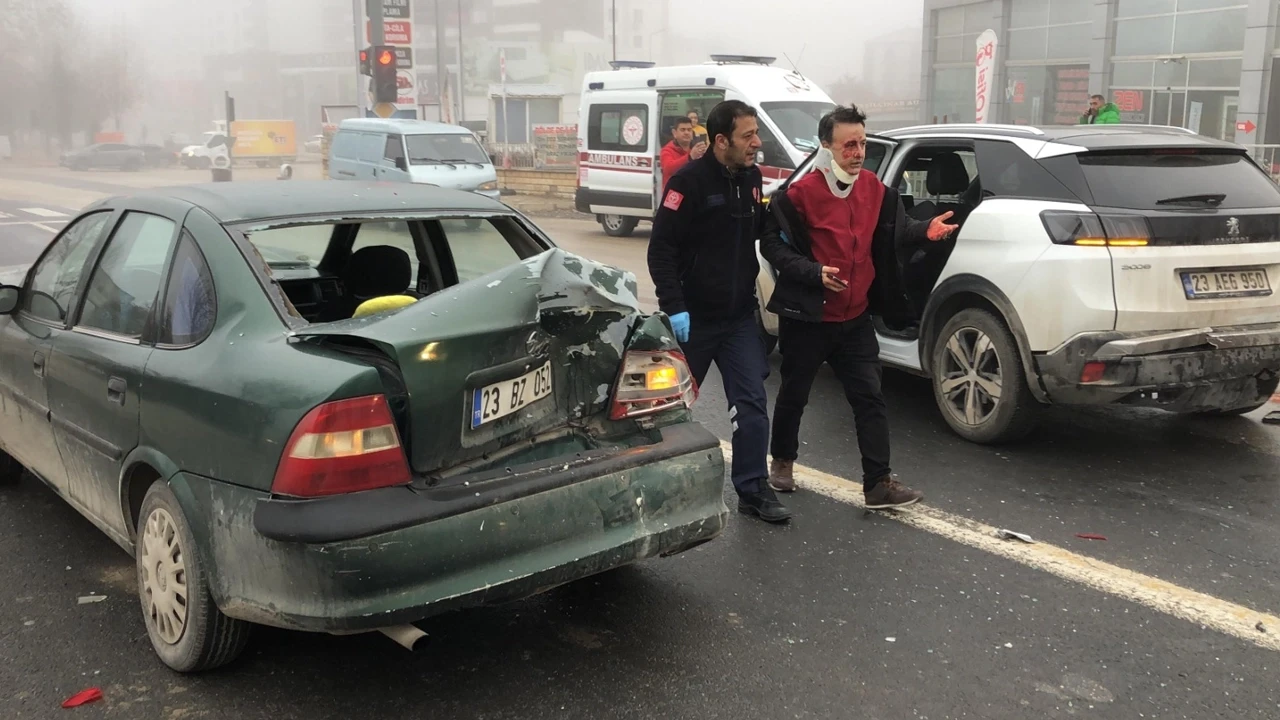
[0,181,726,672]
[327,118,500,201]
[304,134,323,154]
[60,143,146,171]
[136,143,178,168]
[756,123,1280,443]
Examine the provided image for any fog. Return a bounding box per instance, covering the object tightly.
[0,0,924,151]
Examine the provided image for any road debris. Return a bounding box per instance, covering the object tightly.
[1257,621,1268,634]
[61,688,102,708]
[996,529,1035,543]
[885,637,896,643]
[76,595,106,605]
[1075,533,1108,541]
[1262,411,1280,425]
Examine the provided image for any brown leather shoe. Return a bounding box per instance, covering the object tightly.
[864,475,923,509]
[768,458,796,493]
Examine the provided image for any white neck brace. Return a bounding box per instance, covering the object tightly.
[814,148,858,198]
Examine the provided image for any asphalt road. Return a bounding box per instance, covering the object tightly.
[1,166,1279,719]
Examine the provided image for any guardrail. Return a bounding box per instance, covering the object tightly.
[488,143,577,172]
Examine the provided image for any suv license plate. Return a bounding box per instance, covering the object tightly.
[1181,268,1272,300]
[471,361,553,429]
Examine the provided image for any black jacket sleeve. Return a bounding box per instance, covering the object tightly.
[647,173,697,317]
[892,193,934,257]
[759,189,824,288]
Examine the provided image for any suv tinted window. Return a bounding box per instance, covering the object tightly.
[974,140,1080,202]
[1076,150,1280,210]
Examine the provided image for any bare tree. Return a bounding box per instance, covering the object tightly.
[0,0,143,153]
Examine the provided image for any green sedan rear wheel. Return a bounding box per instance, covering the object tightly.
[136,482,251,672]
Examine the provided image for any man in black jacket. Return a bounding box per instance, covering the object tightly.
[760,105,955,508]
[647,100,791,523]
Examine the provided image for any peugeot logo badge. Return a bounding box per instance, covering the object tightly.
[1227,217,1241,236]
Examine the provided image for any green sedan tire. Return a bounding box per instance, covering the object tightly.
[136,482,251,672]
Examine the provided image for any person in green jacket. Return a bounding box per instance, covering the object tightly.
[1080,94,1121,124]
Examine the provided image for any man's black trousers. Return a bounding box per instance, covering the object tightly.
[770,313,892,489]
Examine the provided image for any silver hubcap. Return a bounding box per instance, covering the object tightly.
[604,215,624,230]
[939,327,1003,426]
[140,508,189,645]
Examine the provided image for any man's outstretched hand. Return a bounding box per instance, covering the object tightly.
[928,211,958,241]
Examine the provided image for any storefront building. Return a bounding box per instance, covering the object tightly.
[920,0,1280,149]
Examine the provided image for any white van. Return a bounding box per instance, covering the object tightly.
[327,118,500,200]
[575,55,837,237]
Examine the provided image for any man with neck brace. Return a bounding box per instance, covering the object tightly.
[759,105,957,508]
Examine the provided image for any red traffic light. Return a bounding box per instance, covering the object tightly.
[378,49,394,66]
[360,49,369,62]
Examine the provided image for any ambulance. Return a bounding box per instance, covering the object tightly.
[575,55,837,236]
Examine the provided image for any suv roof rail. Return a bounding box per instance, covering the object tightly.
[891,123,1046,136]
[709,54,776,65]
[608,60,656,70]
[1103,123,1197,134]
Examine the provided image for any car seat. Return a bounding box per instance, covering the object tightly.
[340,246,413,318]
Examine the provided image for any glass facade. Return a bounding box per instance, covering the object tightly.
[929,2,995,122]
[923,0,1267,143]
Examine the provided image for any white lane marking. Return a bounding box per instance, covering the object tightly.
[0,220,67,227]
[0,211,12,219]
[20,207,69,218]
[720,442,1280,653]
[31,223,61,233]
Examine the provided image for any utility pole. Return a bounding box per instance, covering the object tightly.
[457,0,466,122]
[435,0,446,121]
[611,0,617,62]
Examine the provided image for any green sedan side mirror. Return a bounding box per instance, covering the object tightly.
[0,285,18,315]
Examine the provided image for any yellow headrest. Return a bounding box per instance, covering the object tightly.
[353,295,418,318]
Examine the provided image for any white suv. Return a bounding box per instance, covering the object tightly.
[756,123,1280,444]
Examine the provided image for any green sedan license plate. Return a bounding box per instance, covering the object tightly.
[471,361,553,429]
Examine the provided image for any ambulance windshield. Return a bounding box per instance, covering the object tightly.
[761,101,836,153]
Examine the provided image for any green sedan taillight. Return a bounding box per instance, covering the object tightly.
[272,394,412,497]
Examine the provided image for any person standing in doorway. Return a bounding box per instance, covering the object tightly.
[648,100,791,523]
[686,110,709,144]
[760,105,956,508]
[660,116,707,191]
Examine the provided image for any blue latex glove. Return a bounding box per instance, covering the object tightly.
[669,311,690,343]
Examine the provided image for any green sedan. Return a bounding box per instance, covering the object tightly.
[0,181,728,672]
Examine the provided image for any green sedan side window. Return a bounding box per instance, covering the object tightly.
[23,211,113,324]
[77,212,178,339]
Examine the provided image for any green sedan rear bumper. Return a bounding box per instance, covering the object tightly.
[170,423,728,632]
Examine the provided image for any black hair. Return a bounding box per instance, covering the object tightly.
[706,100,758,145]
[818,105,868,144]
[672,116,693,129]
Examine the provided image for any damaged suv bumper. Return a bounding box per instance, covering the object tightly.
[1036,323,1280,411]
[168,422,728,633]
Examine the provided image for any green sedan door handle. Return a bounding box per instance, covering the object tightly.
[107,377,127,406]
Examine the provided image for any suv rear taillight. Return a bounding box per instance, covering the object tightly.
[1041,210,1151,247]
[272,394,411,498]
[609,351,698,420]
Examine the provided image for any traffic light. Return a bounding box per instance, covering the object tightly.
[359,47,372,76]
[371,45,397,104]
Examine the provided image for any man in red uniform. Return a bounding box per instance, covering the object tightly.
[660,116,706,191]
[759,105,956,508]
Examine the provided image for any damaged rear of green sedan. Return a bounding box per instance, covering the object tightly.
[0,181,728,672]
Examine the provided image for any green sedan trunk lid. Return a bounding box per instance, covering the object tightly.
[290,248,662,475]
